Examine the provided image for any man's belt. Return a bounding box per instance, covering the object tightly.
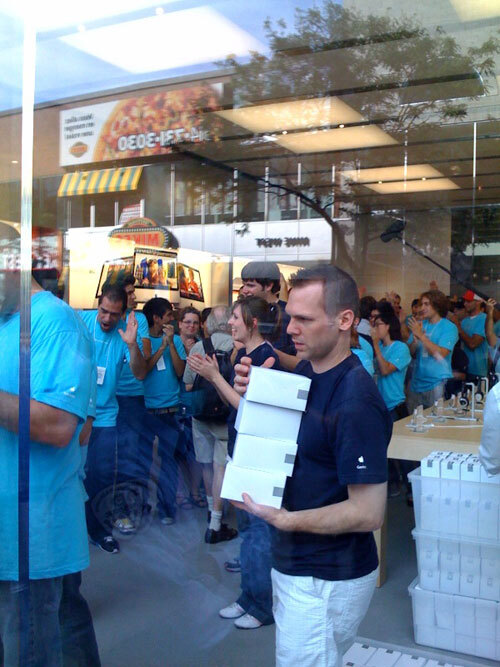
[148,406,179,415]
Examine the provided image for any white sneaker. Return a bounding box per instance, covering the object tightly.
[234,613,263,629]
[219,602,245,619]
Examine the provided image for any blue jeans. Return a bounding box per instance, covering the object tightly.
[59,572,101,666]
[0,577,63,667]
[236,510,274,625]
[116,395,151,482]
[84,426,119,540]
[145,411,181,519]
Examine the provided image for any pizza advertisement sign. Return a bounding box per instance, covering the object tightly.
[59,84,222,167]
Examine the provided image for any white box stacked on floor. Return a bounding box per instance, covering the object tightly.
[221,366,311,509]
[408,452,500,660]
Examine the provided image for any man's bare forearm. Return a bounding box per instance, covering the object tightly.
[277,486,386,535]
[0,391,78,448]
[128,342,147,380]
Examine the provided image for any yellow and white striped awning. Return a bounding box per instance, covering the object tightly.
[57,166,142,197]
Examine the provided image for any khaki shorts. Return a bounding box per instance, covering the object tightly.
[191,418,228,466]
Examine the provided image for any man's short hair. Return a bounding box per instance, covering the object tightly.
[241,261,281,295]
[98,284,127,313]
[411,298,420,308]
[206,306,231,335]
[142,297,172,327]
[289,265,359,318]
[420,290,449,318]
[121,274,136,288]
[360,296,377,320]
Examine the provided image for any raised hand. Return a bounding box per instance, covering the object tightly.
[187,353,220,381]
[119,311,138,346]
[162,324,175,347]
[407,316,424,340]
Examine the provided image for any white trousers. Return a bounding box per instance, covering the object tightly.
[272,567,378,667]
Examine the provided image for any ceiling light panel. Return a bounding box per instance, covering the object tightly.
[365,178,459,194]
[216,97,363,133]
[276,125,398,153]
[342,164,445,183]
[450,0,500,22]
[60,7,264,74]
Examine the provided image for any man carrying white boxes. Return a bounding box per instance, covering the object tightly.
[231,265,392,667]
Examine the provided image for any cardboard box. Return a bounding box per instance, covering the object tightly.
[235,397,303,442]
[232,433,298,477]
[246,365,311,412]
[221,461,287,509]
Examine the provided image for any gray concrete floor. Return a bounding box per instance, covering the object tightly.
[81,495,497,667]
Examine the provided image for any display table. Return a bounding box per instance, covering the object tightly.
[376,409,482,587]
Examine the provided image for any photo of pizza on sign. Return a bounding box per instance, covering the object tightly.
[59,84,222,167]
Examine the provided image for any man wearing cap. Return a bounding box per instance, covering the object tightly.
[452,291,488,379]
[240,261,295,355]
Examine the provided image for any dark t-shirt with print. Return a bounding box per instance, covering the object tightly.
[272,354,392,581]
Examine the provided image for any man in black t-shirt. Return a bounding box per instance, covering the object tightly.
[233,264,392,667]
[240,261,296,355]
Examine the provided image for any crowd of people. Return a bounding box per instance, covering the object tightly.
[1,257,499,666]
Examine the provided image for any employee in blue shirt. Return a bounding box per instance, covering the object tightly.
[115,274,151,535]
[0,281,93,665]
[142,297,186,525]
[79,284,147,554]
[407,290,458,413]
[450,290,488,379]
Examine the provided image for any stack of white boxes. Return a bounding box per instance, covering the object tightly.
[221,365,311,509]
[408,452,500,660]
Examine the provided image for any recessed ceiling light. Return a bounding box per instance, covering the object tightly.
[343,164,445,183]
[339,124,345,128]
[11,160,18,164]
[277,125,397,153]
[422,177,426,181]
[155,7,164,15]
[366,178,459,194]
[378,180,383,184]
[216,97,363,134]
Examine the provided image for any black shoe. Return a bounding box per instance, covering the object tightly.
[90,535,120,554]
[205,524,238,544]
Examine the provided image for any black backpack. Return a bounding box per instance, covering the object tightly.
[191,337,233,422]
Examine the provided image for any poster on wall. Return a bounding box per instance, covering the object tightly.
[60,84,223,167]
[95,257,134,297]
[178,263,204,302]
[134,248,177,290]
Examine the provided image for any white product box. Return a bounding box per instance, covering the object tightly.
[460,572,480,597]
[440,570,459,594]
[425,661,454,667]
[475,598,496,638]
[480,575,500,601]
[420,569,439,591]
[474,638,497,660]
[439,542,460,572]
[365,648,401,667]
[235,397,303,442]
[454,595,474,635]
[421,493,440,532]
[478,500,499,540]
[393,654,425,667]
[245,365,311,412]
[455,634,475,655]
[421,455,443,495]
[221,461,287,509]
[438,497,459,534]
[459,497,478,537]
[435,592,454,628]
[232,433,297,477]
[461,456,481,484]
[342,642,376,665]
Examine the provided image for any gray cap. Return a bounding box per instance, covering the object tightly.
[241,261,280,282]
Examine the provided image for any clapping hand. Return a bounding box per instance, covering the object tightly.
[407,316,424,340]
[119,311,138,346]
[187,353,220,382]
[162,324,175,347]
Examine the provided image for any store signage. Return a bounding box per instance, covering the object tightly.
[256,237,310,248]
[60,84,222,167]
[109,218,179,249]
[118,204,141,227]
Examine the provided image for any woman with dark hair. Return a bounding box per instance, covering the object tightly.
[187,296,281,630]
[371,311,412,498]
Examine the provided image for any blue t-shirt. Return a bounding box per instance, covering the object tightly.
[461,313,488,377]
[272,354,392,581]
[0,291,92,580]
[143,334,186,409]
[228,341,281,457]
[79,310,130,428]
[409,318,458,392]
[352,336,374,376]
[117,310,149,397]
[494,320,500,338]
[377,341,411,410]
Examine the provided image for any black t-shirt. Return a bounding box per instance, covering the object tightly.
[227,341,281,456]
[273,300,296,356]
[272,354,392,581]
